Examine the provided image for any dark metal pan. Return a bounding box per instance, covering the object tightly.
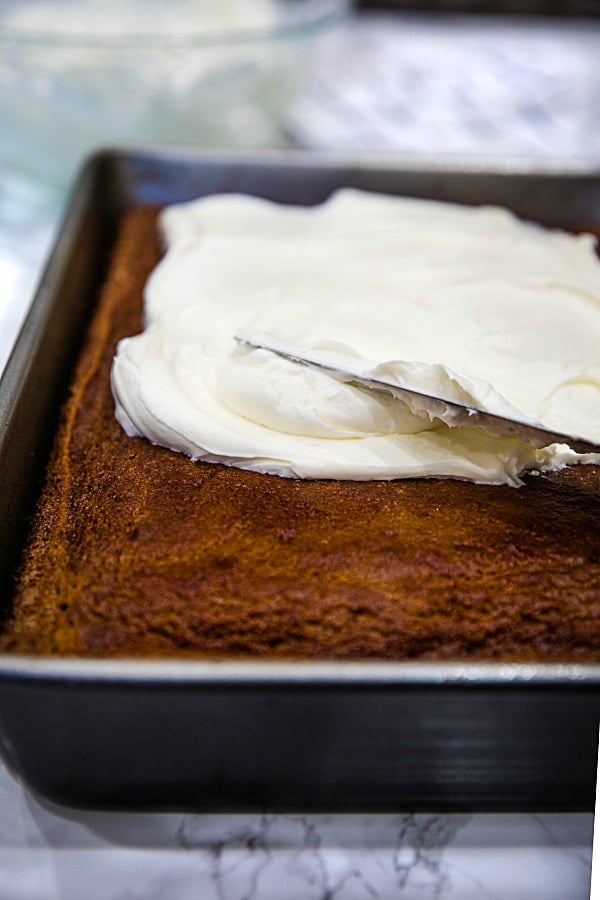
[0,149,598,812]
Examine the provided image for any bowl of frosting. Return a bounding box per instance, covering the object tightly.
[0,0,348,187]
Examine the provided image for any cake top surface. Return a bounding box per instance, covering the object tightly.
[3,203,598,663]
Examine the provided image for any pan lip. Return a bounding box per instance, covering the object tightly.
[84,143,600,177]
[0,655,598,686]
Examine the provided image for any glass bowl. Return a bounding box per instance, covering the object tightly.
[0,0,349,186]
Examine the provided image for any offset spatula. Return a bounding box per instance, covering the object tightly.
[235,330,599,454]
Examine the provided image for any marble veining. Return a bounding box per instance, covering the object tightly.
[0,755,592,900]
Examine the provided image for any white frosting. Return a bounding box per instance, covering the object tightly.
[111,189,600,486]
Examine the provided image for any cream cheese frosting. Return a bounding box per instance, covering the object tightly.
[111,189,600,485]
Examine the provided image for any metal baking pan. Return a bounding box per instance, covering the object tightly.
[0,149,599,812]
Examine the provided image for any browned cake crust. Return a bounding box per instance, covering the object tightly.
[2,206,599,661]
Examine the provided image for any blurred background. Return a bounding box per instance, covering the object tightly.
[1,0,600,372]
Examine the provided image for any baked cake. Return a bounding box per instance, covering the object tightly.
[1,201,599,660]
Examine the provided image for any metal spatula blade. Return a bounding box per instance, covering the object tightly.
[235,330,599,454]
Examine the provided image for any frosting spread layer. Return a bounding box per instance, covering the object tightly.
[111,189,600,485]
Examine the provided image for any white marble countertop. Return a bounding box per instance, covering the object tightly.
[1,10,599,899]
[0,752,593,899]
